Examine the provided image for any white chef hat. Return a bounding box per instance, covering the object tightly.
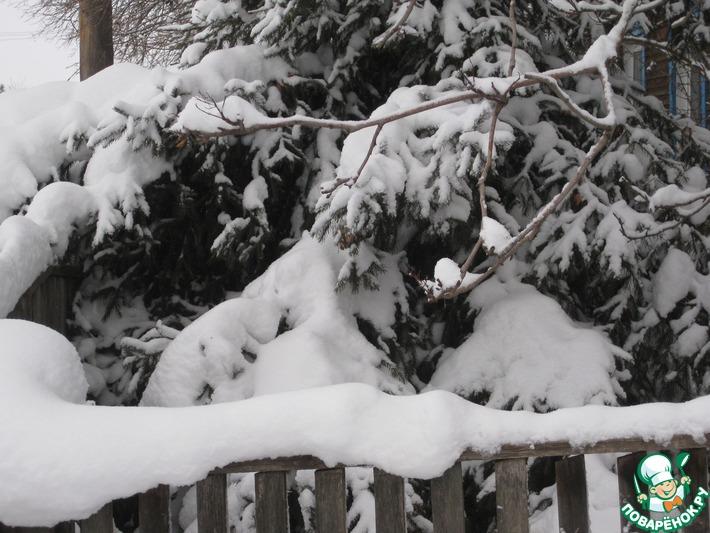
[638,454,674,487]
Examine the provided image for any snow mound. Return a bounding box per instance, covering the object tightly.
[0,320,88,404]
[653,248,710,318]
[427,280,629,410]
[141,234,414,407]
[480,216,513,253]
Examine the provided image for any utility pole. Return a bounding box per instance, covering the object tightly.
[79,0,114,80]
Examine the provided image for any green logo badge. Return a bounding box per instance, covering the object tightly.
[620,451,709,531]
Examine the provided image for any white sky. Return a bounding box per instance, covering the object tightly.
[0,3,78,87]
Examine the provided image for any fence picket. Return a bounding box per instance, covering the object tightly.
[374,468,406,533]
[315,468,346,533]
[255,471,289,533]
[617,451,650,533]
[139,484,170,533]
[495,458,529,533]
[431,462,465,533]
[675,447,708,533]
[197,473,228,533]
[78,503,112,533]
[555,455,589,533]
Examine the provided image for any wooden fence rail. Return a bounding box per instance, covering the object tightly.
[2,434,710,533]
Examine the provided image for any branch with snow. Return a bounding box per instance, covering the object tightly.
[373,0,418,46]
[171,0,641,301]
[424,130,612,300]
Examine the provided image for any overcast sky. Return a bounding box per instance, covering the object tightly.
[0,3,77,88]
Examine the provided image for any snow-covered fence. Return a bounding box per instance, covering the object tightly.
[8,437,708,533]
[8,267,79,335]
[3,321,710,532]
[186,440,708,533]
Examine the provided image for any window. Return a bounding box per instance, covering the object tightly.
[672,65,708,126]
[623,45,646,89]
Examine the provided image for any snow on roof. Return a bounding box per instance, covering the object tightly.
[2,317,710,527]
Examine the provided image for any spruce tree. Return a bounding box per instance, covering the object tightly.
[2,0,708,530]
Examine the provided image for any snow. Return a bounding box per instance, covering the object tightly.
[142,235,414,407]
[480,216,513,253]
[242,176,269,211]
[425,257,481,296]
[651,184,710,210]
[531,454,623,533]
[652,249,706,318]
[434,257,464,288]
[546,0,576,11]
[0,41,293,319]
[0,1,707,528]
[427,280,629,410]
[4,317,710,526]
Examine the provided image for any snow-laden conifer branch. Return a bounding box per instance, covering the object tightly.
[564,0,665,15]
[459,3,520,279]
[176,0,641,301]
[373,0,418,46]
[424,129,613,300]
[424,0,638,299]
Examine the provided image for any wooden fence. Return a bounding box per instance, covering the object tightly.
[3,270,709,532]
[8,267,79,335]
[2,434,709,533]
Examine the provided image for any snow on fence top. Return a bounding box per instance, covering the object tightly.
[1,318,709,527]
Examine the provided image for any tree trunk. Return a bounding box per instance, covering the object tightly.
[79,0,114,80]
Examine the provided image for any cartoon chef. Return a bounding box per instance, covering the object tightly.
[636,453,691,517]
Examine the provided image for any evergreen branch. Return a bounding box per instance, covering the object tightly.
[182,65,609,141]
[182,0,637,143]
[373,0,418,47]
[615,196,710,240]
[180,0,637,303]
[427,130,613,301]
[569,0,666,15]
[320,124,384,196]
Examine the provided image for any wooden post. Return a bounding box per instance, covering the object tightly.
[555,455,590,533]
[681,448,710,533]
[431,462,465,533]
[617,451,653,533]
[315,468,347,533]
[255,471,289,533]
[9,267,80,335]
[139,485,170,533]
[495,458,529,533]
[373,468,406,533]
[54,524,75,533]
[79,503,113,532]
[197,473,228,533]
[79,0,114,80]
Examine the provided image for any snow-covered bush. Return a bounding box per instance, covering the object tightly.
[1,0,710,531]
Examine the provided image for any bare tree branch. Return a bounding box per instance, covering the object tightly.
[427,129,613,300]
